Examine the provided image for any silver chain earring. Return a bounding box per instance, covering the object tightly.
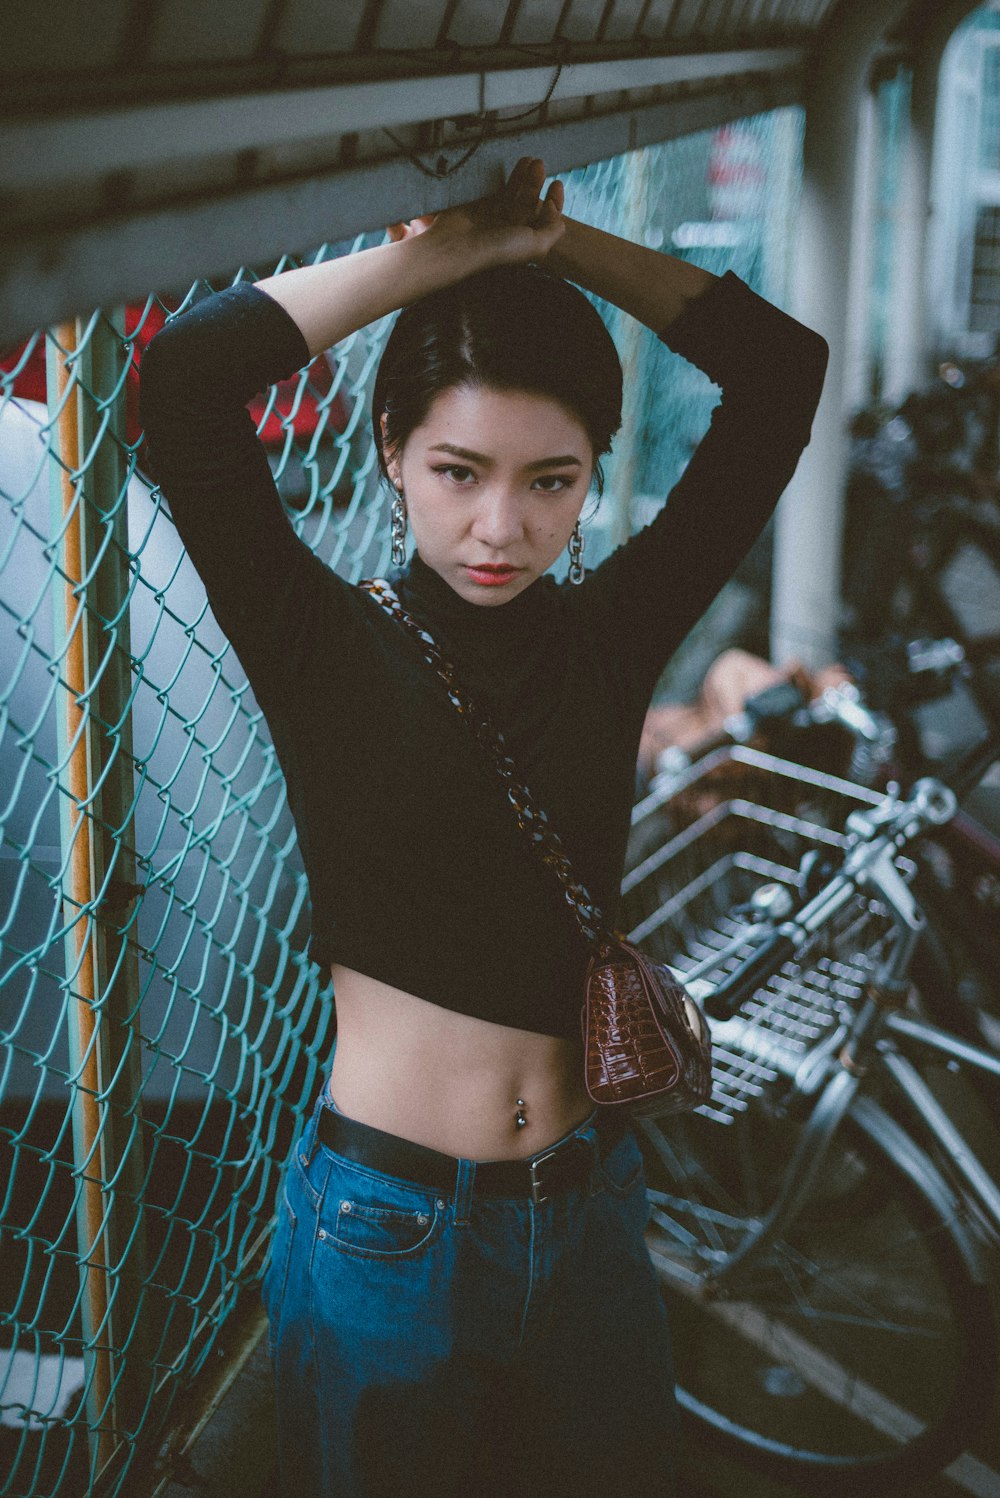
[390,487,408,567]
[567,519,585,585]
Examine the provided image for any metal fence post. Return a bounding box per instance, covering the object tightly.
[46,309,151,1489]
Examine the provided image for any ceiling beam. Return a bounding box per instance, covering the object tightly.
[0,47,805,196]
[0,58,802,340]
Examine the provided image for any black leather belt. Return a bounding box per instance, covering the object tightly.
[315,1100,630,1204]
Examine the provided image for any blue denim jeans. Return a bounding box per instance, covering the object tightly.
[261,1080,679,1497]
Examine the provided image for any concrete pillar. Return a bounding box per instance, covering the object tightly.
[884,0,984,400]
[770,0,914,670]
[845,80,880,415]
[882,67,926,405]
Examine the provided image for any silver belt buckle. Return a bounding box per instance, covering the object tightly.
[529,1135,596,1205]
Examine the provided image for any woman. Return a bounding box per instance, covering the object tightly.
[139,156,829,1497]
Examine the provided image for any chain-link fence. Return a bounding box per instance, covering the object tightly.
[0,110,801,1497]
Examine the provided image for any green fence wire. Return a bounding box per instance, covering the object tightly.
[0,111,801,1497]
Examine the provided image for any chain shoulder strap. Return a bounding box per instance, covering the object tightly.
[359,577,621,949]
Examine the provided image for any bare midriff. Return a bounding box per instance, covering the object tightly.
[327,963,594,1161]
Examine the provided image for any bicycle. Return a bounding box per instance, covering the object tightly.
[624,751,1000,1492]
[631,666,1000,1062]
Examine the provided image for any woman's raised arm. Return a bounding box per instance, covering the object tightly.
[138,280,353,715]
[253,157,565,358]
[139,160,564,710]
[542,213,829,716]
[542,213,718,332]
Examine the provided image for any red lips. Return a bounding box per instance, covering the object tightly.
[465,563,520,586]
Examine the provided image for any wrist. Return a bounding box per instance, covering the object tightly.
[411,222,498,282]
[534,215,582,276]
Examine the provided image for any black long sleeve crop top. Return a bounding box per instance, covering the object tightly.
[138,267,829,1042]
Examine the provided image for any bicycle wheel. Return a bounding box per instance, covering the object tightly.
[637,1104,997,1491]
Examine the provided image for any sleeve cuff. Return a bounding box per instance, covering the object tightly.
[242,281,313,381]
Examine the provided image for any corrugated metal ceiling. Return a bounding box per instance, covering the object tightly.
[4,0,837,103]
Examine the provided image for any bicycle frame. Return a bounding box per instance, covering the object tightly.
[696,1004,1000,1291]
[880,1012,1000,1237]
[631,761,1000,1484]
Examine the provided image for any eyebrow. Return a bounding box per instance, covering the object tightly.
[427,442,583,471]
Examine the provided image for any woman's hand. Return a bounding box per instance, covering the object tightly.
[254,162,563,362]
[386,157,565,268]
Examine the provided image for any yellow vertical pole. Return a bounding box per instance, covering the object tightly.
[52,317,116,1476]
[48,311,149,1492]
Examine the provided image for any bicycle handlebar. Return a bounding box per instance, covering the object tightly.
[701,776,957,1020]
[703,931,798,1019]
[652,678,893,789]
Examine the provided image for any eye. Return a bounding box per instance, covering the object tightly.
[532,474,576,492]
[431,463,477,484]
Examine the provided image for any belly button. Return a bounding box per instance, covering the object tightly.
[515,1097,527,1129]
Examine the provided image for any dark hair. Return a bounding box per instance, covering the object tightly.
[371,262,623,502]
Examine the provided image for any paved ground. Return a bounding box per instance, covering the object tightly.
[159,1338,278,1498]
[161,1323,1000,1498]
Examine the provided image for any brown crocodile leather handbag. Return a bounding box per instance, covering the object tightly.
[359,577,714,1121]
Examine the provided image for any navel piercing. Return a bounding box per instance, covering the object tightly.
[515,1097,527,1129]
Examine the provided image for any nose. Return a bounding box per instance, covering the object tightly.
[469,487,527,550]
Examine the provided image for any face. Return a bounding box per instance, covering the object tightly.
[382,384,593,606]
